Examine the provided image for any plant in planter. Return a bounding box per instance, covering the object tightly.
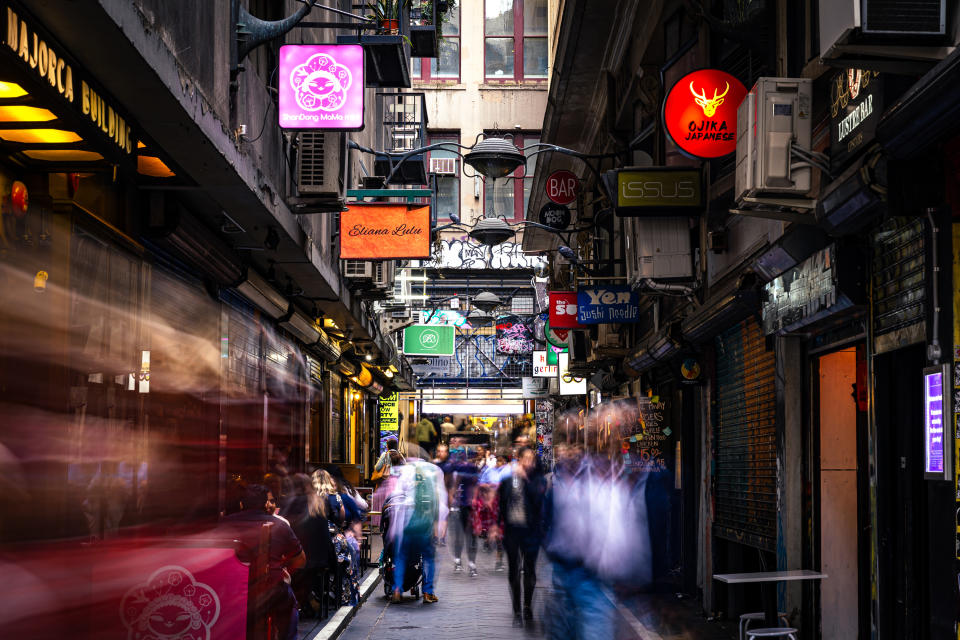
[408,0,455,58]
[367,0,407,34]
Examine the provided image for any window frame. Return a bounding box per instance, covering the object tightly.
[427,131,461,223]
[482,132,539,221]
[411,6,461,83]
[483,0,548,83]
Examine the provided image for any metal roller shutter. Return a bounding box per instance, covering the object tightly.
[714,317,777,551]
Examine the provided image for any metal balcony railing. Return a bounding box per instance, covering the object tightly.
[374,92,428,184]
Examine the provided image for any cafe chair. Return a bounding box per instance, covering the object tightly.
[746,628,798,640]
[740,612,789,640]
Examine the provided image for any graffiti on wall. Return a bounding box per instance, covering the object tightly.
[420,239,547,270]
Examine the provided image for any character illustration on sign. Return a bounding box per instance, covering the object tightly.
[690,81,729,117]
[830,68,878,118]
[290,53,353,112]
[120,565,221,640]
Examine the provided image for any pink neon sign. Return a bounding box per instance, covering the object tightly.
[278,44,365,130]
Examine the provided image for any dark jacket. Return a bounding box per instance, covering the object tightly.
[497,467,546,543]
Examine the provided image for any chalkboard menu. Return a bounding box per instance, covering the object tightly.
[872,217,926,355]
[623,397,671,473]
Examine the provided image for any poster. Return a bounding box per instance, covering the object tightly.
[496,315,534,354]
[379,391,399,431]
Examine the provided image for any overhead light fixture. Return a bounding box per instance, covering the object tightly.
[23,149,103,162]
[365,353,373,361]
[0,81,27,98]
[279,308,321,345]
[472,291,503,313]
[468,216,515,247]
[463,136,526,178]
[234,268,289,319]
[0,129,81,143]
[0,105,56,122]
[138,156,175,178]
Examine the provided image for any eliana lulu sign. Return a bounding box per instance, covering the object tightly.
[278,44,364,130]
[663,69,747,158]
[403,325,455,357]
[576,285,640,324]
[339,203,431,259]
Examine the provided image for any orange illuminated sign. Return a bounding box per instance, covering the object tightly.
[339,203,431,259]
[662,69,747,159]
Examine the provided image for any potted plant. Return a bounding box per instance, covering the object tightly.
[367,0,406,34]
[409,0,456,58]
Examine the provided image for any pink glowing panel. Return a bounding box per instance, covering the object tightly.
[278,44,365,130]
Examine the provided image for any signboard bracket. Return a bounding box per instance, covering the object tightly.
[347,189,432,203]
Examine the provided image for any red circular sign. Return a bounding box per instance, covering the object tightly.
[545,170,579,205]
[663,69,747,159]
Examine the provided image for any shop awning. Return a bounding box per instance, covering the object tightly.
[877,46,960,159]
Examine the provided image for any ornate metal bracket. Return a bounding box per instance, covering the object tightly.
[230,0,318,79]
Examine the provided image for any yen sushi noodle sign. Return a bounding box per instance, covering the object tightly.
[340,203,431,259]
[403,325,455,357]
[663,69,747,158]
[278,44,364,130]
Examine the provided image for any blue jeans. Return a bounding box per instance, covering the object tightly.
[545,562,614,640]
[394,532,436,594]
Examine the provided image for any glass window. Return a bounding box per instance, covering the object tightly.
[411,57,421,78]
[430,135,460,221]
[485,0,547,81]
[486,0,515,35]
[485,39,515,78]
[523,38,548,78]
[484,178,515,219]
[431,38,460,78]
[523,0,548,34]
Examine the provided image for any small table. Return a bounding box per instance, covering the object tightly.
[713,570,827,627]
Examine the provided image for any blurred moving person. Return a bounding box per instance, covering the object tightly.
[388,444,448,604]
[221,484,305,640]
[497,446,546,625]
[415,417,437,459]
[447,445,479,576]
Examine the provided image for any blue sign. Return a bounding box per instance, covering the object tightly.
[576,285,640,324]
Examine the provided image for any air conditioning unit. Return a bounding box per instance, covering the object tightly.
[342,259,374,280]
[372,260,396,289]
[625,217,693,282]
[297,132,343,197]
[735,78,814,204]
[429,157,459,175]
[819,0,949,71]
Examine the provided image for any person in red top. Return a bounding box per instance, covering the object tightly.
[221,484,305,640]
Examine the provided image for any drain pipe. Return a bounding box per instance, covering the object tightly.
[638,278,696,296]
[926,207,942,364]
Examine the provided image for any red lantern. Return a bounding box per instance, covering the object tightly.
[10,180,28,218]
[663,69,747,159]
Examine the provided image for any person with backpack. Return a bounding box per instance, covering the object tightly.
[387,443,449,604]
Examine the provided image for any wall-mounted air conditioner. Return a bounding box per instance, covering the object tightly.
[625,217,693,283]
[342,259,374,280]
[429,157,458,175]
[373,260,396,289]
[736,78,814,203]
[297,132,343,197]
[819,0,950,72]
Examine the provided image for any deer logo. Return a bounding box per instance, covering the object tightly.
[690,81,729,117]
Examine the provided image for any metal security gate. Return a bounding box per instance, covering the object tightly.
[714,317,777,551]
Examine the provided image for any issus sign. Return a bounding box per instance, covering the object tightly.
[663,69,747,158]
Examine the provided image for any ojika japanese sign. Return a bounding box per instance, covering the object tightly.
[403,324,455,357]
[279,44,364,130]
[340,204,431,259]
[576,285,640,324]
[378,392,399,431]
[663,69,747,158]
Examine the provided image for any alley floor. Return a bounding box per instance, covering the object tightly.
[335,539,738,640]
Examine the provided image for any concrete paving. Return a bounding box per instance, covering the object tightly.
[335,537,738,640]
